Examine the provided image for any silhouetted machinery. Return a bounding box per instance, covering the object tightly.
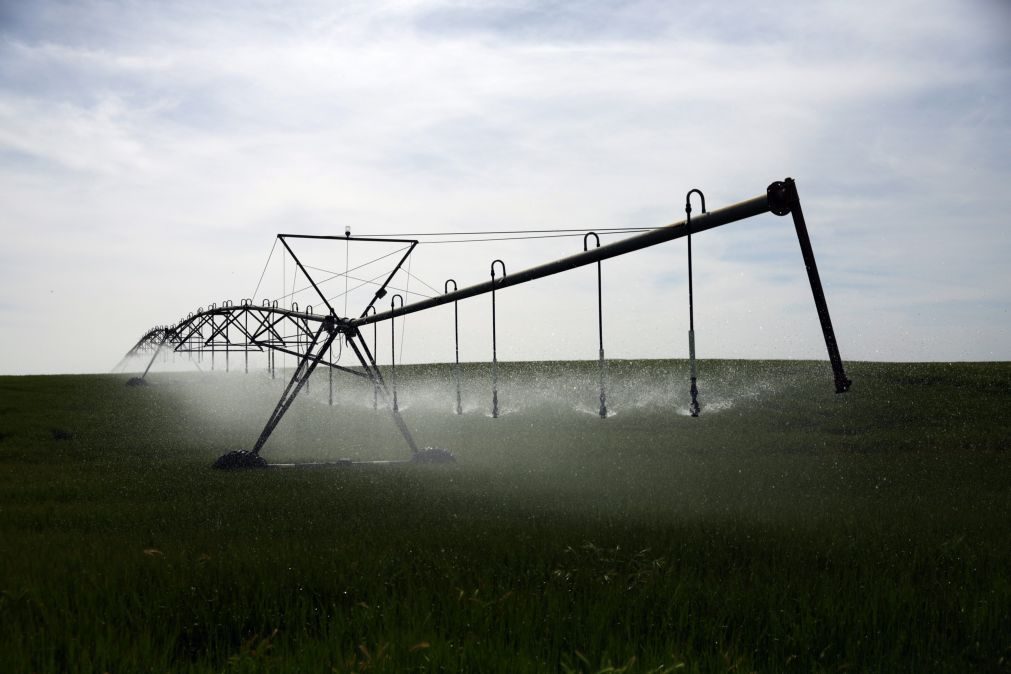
[121,178,849,468]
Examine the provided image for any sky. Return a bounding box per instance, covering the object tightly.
[0,0,1009,375]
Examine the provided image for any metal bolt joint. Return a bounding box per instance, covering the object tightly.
[323,315,356,335]
[767,179,795,216]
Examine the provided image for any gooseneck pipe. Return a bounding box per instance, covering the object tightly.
[584,232,607,418]
[391,294,403,412]
[490,260,506,418]
[445,279,462,415]
[365,305,378,409]
[685,188,706,417]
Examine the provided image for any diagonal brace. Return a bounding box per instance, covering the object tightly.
[251,321,338,456]
[344,328,421,456]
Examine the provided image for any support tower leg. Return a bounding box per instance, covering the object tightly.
[769,178,851,393]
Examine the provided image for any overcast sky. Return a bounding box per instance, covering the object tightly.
[1,0,1008,375]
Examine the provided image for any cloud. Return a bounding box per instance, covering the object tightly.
[0,0,1008,373]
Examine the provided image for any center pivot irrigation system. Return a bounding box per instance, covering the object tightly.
[122,178,851,469]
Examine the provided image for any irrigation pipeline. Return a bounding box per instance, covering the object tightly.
[126,190,771,358]
[349,179,850,393]
[123,178,853,465]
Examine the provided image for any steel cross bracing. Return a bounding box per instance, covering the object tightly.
[123,178,852,467]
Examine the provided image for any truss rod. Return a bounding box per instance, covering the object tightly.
[345,328,421,455]
[355,190,772,327]
[251,321,336,456]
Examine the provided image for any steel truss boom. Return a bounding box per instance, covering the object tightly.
[353,178,849,393]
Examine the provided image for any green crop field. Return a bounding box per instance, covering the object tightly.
[1,360,1009,673]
